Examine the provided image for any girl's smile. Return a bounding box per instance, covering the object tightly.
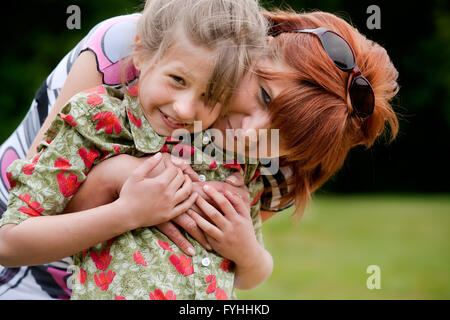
[158,109,189,129]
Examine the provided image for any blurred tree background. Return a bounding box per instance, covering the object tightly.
[0,0,449,299]
[0,0,449,194]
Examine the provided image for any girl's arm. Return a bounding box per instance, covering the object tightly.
[26,50,103,159]
[188,185,273,290]
[0,154,197,267]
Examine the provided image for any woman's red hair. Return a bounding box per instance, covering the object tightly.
[262,10,400,219]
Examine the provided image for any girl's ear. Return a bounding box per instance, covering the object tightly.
[132,35,145,71]
[132,53,143,71]
[133,35,142,71]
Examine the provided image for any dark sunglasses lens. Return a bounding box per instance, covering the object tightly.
[321,31,355,70]
[349,76,375,118]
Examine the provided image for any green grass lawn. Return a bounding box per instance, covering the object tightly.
[236,193,450,300]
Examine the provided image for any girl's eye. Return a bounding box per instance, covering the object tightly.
[170,75,185,86]
[260,87,271,105]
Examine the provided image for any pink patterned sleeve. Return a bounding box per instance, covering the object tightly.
[80,14,141,86]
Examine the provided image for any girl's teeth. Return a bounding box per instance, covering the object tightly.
[168,117,185,125]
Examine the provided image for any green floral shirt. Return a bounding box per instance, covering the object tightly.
[1,85,264,300]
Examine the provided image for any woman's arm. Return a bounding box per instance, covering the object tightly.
[0,154,197,267]
[26,50,103,159]
[233,244,273,290]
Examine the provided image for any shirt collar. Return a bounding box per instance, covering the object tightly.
[123,93,166,154]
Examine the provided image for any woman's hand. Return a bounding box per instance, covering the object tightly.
[189,176,250,216]
[187,185,273,289]
[187,185,258,264]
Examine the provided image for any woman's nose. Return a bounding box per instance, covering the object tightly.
[241,113,270,136]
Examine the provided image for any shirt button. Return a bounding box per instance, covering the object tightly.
[202,257,211,267]
[202,135,210,144]
[199,174,206,182]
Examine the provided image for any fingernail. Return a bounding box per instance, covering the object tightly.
[226,175,238,184]
[187,247,196,256]
[205,244,212,251]
[154,152,161,158]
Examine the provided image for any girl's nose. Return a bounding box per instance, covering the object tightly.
[173,96,197,121]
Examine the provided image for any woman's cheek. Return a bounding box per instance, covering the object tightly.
[199,106,221,130]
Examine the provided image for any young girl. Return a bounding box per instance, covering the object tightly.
[0,0,272,299]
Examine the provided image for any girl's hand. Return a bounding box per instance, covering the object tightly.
[147,153,200,183]
[116,153,198,228]
[187,184,260,266]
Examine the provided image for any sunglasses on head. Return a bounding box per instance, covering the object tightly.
[273,27,375,119]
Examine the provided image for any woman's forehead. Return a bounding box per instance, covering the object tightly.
[256,56,292,75]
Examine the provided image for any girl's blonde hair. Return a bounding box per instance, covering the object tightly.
[132,0,268,107]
